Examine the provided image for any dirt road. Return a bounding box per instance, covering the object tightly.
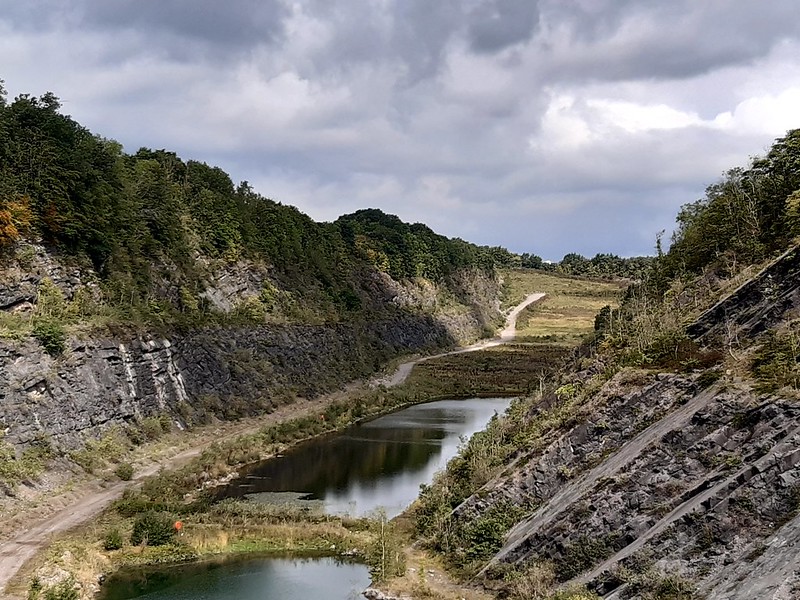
[377,292,545,387]
[0,445,211,598]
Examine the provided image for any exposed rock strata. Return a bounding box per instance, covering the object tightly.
[0,245,501,455]
[0,315,457,452]
[457,246,800,598]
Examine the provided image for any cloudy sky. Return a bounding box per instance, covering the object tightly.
[2,1,800,259]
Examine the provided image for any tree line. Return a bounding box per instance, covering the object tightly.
[0,85,516,319]
[515,251,653,280]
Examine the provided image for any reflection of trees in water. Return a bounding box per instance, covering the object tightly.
[99,557,368,600]
[227,425,446,497]
[371,407,468,429]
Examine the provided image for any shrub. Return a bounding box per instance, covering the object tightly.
[130,511,176,547]
[27,576,43,600]
[69,429,128,473]
[104,527,124,550]
[33,578,79,600]
[752,324,800,392]
[366,511,406,582]
[32,320,66,356]
[140,416,166,440]
[115,462,134,481]
[554,534,621,581]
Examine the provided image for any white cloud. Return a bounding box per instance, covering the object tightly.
[713,87,800,135]
[586,99,701,133]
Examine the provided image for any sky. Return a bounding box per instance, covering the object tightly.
[1,1,800,260]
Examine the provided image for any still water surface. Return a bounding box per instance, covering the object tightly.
[223,397,511,518]
[98,556,369,600]
[99,397,512,600]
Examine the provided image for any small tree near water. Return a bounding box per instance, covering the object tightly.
[366,509,406,582]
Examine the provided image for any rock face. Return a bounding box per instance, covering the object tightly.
[459,247,800,599]
[688,244,800,343]
[0,315,459,452]
[0,243,95,313]
[0,245,502,455]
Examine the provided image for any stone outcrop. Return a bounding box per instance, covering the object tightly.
[0,243,95,313]
[0,314,457,453]
[688,244,800,343]
[466,371,800,598]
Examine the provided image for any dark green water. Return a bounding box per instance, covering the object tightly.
[98,556,369,600]
[222,397,511,518]
[99,397,511,600]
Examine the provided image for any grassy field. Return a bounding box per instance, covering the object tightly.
[400,270,625,398]
[501,269,623,345]
[404,344,570,398]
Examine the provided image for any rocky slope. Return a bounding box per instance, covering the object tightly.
[449,248,800,599]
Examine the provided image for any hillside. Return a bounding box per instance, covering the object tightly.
[410,129,800,599]
[0,91,514,495]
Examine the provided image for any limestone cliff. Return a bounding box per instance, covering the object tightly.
[0,243,502,460]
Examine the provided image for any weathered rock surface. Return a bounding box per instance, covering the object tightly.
[688,244,800,343]
[363,588,410,600]
[0,245,502,457]
[0,314,458,453]
[0,243,95,312]
[458,247,800,598]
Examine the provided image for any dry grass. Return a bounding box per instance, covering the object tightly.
[501,269,623,344]
[404,344,569,398]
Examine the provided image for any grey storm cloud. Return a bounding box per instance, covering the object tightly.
[1,0,799,258]
[467,0,541,54]
[541,1,800,81]
[81,0,290,46]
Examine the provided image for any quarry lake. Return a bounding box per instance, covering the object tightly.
[98,397,512,600]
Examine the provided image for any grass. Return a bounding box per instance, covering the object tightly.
[404,344,569,398]
[500,269,623,345]
[401,270,622,401]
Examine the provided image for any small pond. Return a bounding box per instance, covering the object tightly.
[98,555,369,600]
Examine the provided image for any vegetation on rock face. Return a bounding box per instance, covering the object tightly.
[0,435,53,490]
[592,129,800,374]
[751,321,800,392]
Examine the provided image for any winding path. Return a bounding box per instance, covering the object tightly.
[377,292,545,387]
[0,445,205,599]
